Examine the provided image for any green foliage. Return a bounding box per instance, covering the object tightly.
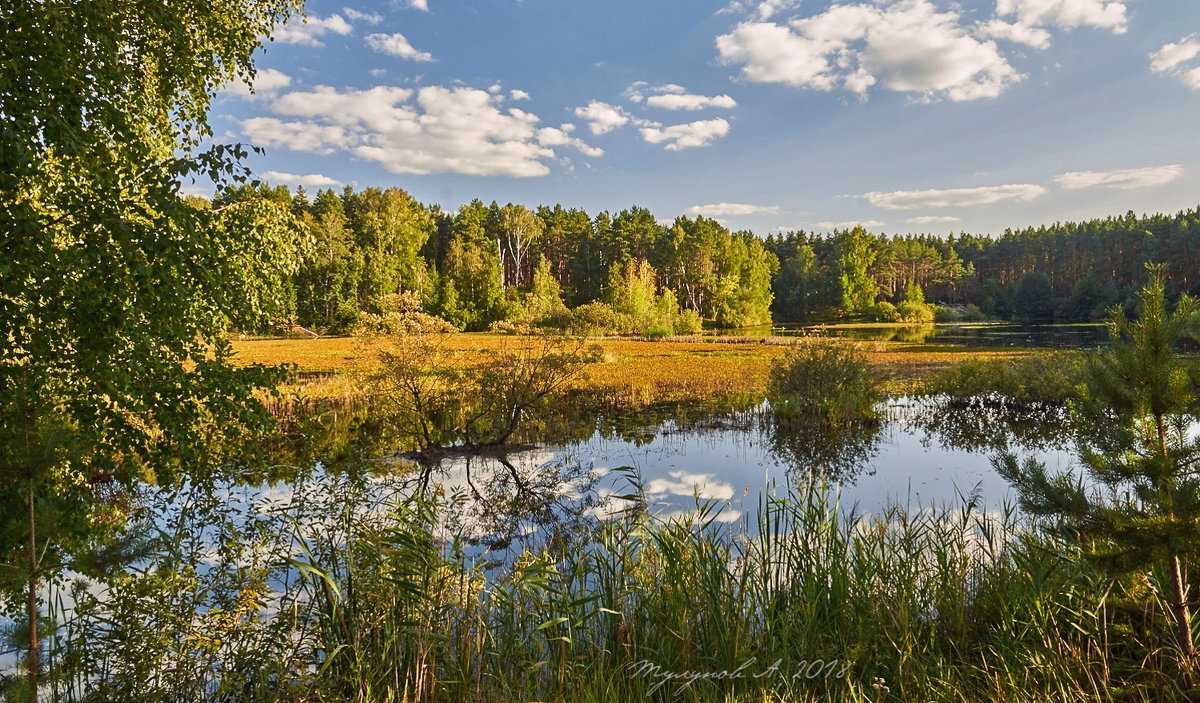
[1,0,306,695]
[901,280,925,304]
[568,302,621,337]
[895,300,935,324]
[833,227,878,314]
[925,354,1083,408]
[997,264,1200,672]
[869,301,901,322]
[1012,271,1057,321]
[768,342,882,426]
[72,474,1186,702]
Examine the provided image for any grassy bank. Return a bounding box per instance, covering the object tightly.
[231,333,1031,411]
[70,472,1185,702]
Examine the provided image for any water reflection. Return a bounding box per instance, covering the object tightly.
[768,418,883,484]
[269,394,1090,550]
[904,396,1073,453]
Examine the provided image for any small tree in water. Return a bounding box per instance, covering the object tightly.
[997,264,1200,685]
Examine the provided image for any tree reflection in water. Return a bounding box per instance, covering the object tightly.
[766,416,883,485]
[905,396,1073,453]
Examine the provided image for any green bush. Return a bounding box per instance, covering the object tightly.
[923,353,1082,408]
[870,301,901,322]
[769,341,882,426]
[896,300,934,323]
[568,301,620,336]
[675,308,704,335]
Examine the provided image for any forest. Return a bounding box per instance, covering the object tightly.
[214,183,1200,334]
[8,0,1200,701]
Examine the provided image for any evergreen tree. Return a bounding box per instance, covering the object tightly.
[997,265,1200,683]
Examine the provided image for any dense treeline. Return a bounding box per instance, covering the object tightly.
[213,184,1200,332]
[211,184,776,335]
[768,208,1200,323]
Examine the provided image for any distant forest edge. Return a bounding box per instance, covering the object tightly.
[205,184,1200,335]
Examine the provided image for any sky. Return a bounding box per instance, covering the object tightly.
[209,0,1200,237]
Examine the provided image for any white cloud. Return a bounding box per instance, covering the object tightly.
[645,471,735,501]
[717,0,1021,102]
[640,118,731,150]
[647,93,738,110]
[252,68,293,94]
[905,215,962,224]
[365,32,434,61]
[625,82,737,110]
[976,19,1051,49]
[994,0,1126,34]
[342,7,382,24]
[1182,67,1200,91]
[244,84,598,177]
[1152,34,1200,73]
[812,219,886,230]
[573,101,631,135]
[1151,34,1200,90]
[241,117,355,154]
[1053,165,1184,190]
[860,183,1046,209]
[686,202,779,217]
[511,89,531,101]
[537,124,604,158]
[719,0,803,21]
[271,13,353,47]
[260,170,344,187]
[409,0,429,10]
[224,68,292,100]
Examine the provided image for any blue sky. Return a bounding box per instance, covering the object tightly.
[210,0,1200,236]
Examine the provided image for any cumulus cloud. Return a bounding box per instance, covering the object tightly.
[645,471,735,501]
[573,101,631,135]
[976,19,1051,49]
[640,118,731,150]
[260,171,344,187]
[994,0,1126,34]
[905,215,962,224]
[510,89,531,101]
[686,203,779,217]
[342,7,382,24]
[717,0,1021,102]
[1151,34,1200,89]
[252,68,293,94]
[365,32,434,61]
[242,84,598,177]
[241,117,355,154]
[271,13,353,47]
[648,93,737,110]
[409,0,429,10]
[859,183,1046,209]
[536,124,604,158]
[1053,165,1184,190]
[224,68,292,100]
[625,82,737,110]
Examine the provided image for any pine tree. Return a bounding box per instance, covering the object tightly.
[997,264,1200,683]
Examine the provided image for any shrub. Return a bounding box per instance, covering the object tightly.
[896,300,935,324]
[870,301,901,322]
[674,308,704,335]
[568,301,620,336]
[923,353,1082,408]
[769,341,882,426]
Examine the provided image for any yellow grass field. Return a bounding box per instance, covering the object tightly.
[230,333,1030,409]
